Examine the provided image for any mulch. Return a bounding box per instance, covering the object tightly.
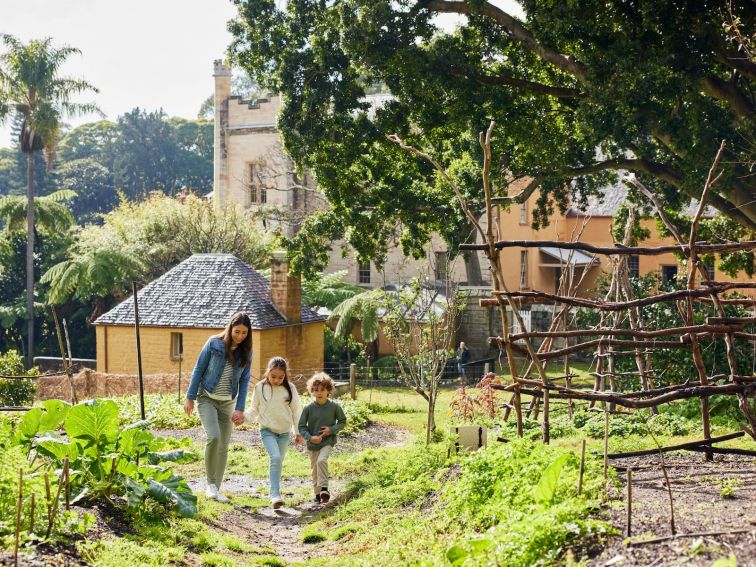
[591,453,756,566]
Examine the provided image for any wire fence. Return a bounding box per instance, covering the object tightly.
[323,357,498,387]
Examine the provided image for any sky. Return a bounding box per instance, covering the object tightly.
[0,0,523,149]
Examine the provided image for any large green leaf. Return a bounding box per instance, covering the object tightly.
[64,400,119,448]
[533,454,570,506]
[121,475,146,509]
[117,428,154,456]
[40,399,71,431]
[147,450,195,465]
[145,475,197,517]
[16,408,43,441]
[34,432,80,462]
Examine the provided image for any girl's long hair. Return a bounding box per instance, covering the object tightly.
[216,312,252,367]
[262,356,293,404]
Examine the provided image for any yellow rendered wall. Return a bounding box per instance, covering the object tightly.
[497,192,755,297]
[97,323,325,392]
[251,323,325,390]
[96,326,223,375]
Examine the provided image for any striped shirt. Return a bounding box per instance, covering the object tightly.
[204,361,234,401]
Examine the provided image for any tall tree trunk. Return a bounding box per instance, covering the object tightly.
[26,151,35,368]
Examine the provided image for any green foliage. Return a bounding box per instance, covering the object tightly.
[329,288,384,343]
[0,349,37,406]
[115,393,201,429]
[43,192,279,305]
[0,189,77,234]
[18,399,197,517]
[574,410,693,439]
[230,0,756,278]
[323,326,364,366]
[302,270,363,310]
[301,529,327,544]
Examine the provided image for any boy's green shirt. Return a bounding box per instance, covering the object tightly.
[298,399,347,450]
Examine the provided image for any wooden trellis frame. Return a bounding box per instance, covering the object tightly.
[390,126,755,456]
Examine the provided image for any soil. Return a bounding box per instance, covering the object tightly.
[592,453,756,566]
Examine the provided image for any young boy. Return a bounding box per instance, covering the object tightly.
[298,372,347,504]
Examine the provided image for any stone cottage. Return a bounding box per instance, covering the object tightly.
[94,252,324,386]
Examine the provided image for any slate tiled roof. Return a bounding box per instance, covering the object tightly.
[567,181,628,217]
[94,254,324,329]
[567,180,716,218]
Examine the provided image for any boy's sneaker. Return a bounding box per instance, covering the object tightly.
[271,497,284,509]
[319,488,330,504]
[313,494,321,504]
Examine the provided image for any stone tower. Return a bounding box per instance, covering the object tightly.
[213,60,232,207]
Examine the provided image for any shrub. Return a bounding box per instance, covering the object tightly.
[0,350,38,407]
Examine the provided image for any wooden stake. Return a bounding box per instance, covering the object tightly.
[626,469,632,538]
[578,439,586,495]
[44,472,51,533]
[603,405,610,485]
[659,453,676,535]
[30,492,35,534]
[64,457,70,510]
[14,468,23,567]
[46,466,64,539]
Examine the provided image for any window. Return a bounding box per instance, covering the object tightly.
[435,251,448,281]
[519,203,528,225]
[358,261,371,284]
[661,265,678,284]
[704,261,715,282]
[247,162,267,204]
[520,251,528,288]
[170,332,183,361]
[628,255,640,279]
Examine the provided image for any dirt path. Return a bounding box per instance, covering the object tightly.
[594,454,756,566]
[181,422,412,565]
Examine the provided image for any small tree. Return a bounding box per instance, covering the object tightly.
[381,278,464,445]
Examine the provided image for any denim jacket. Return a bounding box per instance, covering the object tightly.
[186,337,251,412]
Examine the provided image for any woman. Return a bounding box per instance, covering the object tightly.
[185,312,252,502]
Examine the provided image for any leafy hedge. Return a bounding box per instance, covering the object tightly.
[0,350,38,407]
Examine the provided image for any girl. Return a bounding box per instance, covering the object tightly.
[185,312,252,503]
[246,357,303,509]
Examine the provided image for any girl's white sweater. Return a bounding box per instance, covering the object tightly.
[246,381,302,435]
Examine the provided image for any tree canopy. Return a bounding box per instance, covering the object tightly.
[229,0,755,275]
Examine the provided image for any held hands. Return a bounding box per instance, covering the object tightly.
[183,399,194,416]
[294,434,305,446]
[230,410,245,426]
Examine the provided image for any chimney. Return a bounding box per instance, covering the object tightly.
[270,250,301,324]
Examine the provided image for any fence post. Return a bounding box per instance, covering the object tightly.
[350,363,356,400]
[484,362,490,376]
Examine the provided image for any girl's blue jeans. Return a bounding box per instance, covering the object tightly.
[260,428,290,499]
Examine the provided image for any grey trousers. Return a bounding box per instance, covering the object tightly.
[197,394,235,487]
[309,445,333,493]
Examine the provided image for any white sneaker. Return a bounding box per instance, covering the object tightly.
[205,484,219,500]
[271,497,283,509]
[215,485,230,503]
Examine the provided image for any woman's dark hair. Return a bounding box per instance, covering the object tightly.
[262,356,292,404]
[217,312,252,367]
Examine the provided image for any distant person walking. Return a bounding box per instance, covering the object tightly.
[185,312,252,503]
[298,373,347,504]
[245,357,304,509]
[456,341,471,381]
